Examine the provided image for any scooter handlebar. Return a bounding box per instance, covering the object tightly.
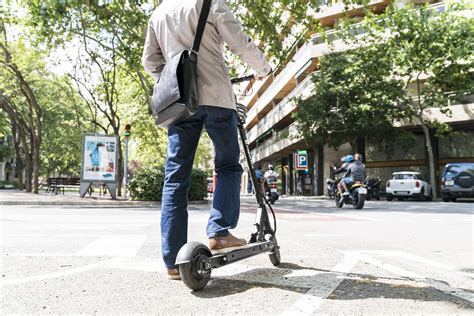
[230,75,255,85]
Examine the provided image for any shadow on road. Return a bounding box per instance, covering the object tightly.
[192,262,474,310]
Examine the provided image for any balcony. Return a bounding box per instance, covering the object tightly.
[250,123,303,162]
[245,44,313,128]
[247,73,316,145]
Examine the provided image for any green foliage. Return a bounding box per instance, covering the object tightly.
[128,166,164,201]
[1,38,90,176]
[188,168,208,201]
[128,166,208,201]
[0,139,13,162]
[294,48,407,149]
[361,3,474,118]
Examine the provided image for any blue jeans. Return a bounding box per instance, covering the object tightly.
[343,177,354,185]
[161,106,243,269]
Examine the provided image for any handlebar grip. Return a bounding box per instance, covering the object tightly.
[231,75,255,84]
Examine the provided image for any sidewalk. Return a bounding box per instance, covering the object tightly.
[0,190,208,206]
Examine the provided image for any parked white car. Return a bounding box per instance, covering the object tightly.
[386,172,432,201]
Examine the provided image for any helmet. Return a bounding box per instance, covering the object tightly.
[345,155,354,163]
[268,164,274,171]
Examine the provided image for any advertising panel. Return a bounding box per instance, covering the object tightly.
[81,134,118,182]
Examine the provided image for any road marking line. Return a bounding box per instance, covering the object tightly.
[359,255,422,279]
[4,253,87,257]
[392,251,459,271]
[3,234,45,237]
[76,235,146,257]
[1,260,109,286]
[280,253,359,316]
[359,255,474,304]
[349,250,459,271]
[306,234,345,237]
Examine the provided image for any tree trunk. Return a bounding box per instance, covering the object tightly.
[24,151,33,192]
[33,135,40,194]
[421,123,437,199]
[12,125,25,190]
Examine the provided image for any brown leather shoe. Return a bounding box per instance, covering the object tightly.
[166,268,181,280]
[209,234,247,252]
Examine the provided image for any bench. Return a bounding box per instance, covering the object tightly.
[47,177,81,194]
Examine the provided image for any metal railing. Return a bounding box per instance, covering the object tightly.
[247,73,315,144]
[251,123,302,161]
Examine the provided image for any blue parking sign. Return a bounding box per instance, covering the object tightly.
[295,150,308,170]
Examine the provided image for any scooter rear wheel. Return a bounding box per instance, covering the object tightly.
[178,244,212,291]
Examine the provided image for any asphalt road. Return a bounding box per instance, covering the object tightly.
[1,197,473,315]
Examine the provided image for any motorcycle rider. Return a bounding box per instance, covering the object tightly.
[340,153,366,196]
[264,164,279,191]
[333,156,349,175]
[337,155,354,196]
[264,164,278,180]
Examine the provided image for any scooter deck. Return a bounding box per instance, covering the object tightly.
[210,241,272,256]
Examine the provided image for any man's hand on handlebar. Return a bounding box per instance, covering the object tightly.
[230,69,272,85]
[255,69,273,81]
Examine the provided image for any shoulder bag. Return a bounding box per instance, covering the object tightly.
[151,0,211,128]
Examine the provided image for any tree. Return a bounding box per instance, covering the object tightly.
[39,77,90,177]
[1,26,43,193]
[0,111,13,163]
[0,93,32,191]
[357,3,474,198]
[294,47,409,153]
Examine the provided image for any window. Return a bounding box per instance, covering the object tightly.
[393,174,415,180]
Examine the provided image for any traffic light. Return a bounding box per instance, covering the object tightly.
[124,124,131,138]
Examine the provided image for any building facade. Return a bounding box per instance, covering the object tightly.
[239,0,474,196]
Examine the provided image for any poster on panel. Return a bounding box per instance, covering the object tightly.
[81,134,118,182]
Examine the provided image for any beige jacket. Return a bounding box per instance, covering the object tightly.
[142,0,272,110]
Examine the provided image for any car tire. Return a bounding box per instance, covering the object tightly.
[451,197,457,202]
[418,188,425,202]
[442,197,450,202]
[386,194,393,201]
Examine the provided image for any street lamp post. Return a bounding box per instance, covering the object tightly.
[123,124,131,199]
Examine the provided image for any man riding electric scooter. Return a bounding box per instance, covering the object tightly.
[142,0,272,281]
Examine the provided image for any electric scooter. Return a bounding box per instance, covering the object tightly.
[175,75,281,291]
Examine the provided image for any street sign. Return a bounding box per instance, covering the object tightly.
[295,150,308,171]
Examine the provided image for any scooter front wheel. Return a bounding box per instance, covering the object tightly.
[177,243,212,291]
[268,235,281,266]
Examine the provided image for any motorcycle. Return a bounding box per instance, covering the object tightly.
[365,178,381,201]
[335,181,367,209]
[265,176,279,205]
[327,178,337,200]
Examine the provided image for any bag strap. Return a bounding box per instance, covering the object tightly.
[191,0,211,56]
